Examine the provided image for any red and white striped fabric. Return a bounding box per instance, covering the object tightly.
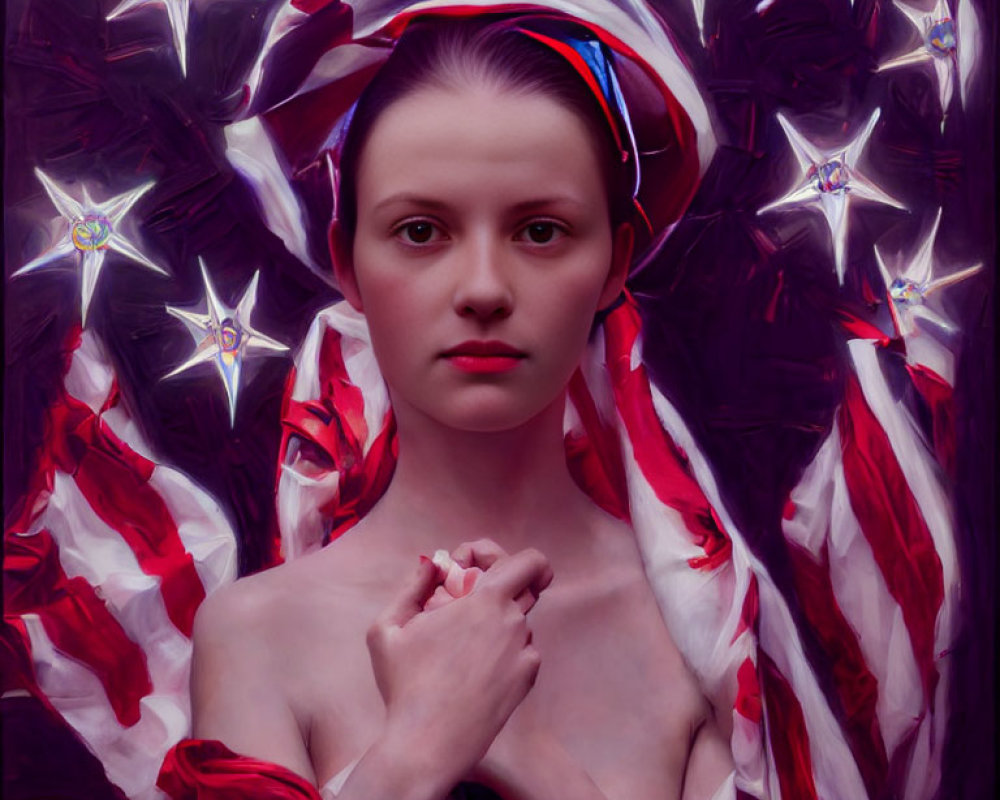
[4,328,238,800]
[781,331,958,800]
[276,295,960,799]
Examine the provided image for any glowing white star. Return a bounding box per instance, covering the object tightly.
[107,0,190,77]
[875,207,982,339]
[165,260,288,425]
[757,109,906,283]
[13,169,166,325]
[878,0,982,116]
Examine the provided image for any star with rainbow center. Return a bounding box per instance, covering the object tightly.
[107,0,191,76]
[878,0,982,116]
[165,260,288,425]
[757,109,906,283]
[13,169,167,325]
[875,207,982,339]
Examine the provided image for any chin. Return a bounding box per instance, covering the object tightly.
[403,386,565,436]
[432,404,549,435]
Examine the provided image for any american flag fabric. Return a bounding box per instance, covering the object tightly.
[3,328,238,800]
[778,332,958,800]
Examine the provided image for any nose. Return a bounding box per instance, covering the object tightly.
[452,234,513,322]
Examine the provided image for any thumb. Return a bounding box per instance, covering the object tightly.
[379,556,441,629]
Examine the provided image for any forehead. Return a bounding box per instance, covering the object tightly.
[355,84,608,208]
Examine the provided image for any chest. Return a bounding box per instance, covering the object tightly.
[297,577,703,799]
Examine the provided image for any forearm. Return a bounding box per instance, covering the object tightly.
[334,721,469,800]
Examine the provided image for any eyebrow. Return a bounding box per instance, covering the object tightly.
[371,194,451,213]
[371,193,587,213]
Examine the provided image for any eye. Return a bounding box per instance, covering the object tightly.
[394,219,442,245]
[516,221,566,245]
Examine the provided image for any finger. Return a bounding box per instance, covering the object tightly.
[513,588,537,615]
[479,548,553,602]
[444,565,483,599]
[522,646,542,689]
[422,584,454,611]
[377,557,441,629]
[451,539,508,570]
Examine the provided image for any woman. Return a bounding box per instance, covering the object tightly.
[156,3,957,800]
[164,10,736,800]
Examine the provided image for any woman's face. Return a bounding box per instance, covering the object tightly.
[338,82,631,434]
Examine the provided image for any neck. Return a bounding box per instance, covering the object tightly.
[367,392,590,555]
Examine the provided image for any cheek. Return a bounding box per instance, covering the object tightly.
[534,269,611,365]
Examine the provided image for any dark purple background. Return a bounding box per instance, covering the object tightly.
[3,1,995,796]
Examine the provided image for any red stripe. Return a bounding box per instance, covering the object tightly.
[5,326,83,536]
[760,653,819,800]
[9,327,206,637]
[1,618,71,725]
[565,370,630,521]
[158,739,322,799]
[603,298,732,571]
[906,363,956,478]
[326,413,397,542]
[838,376,943,701]
[279,328,397,544]
[2,618,38,696]
[732,573,759,644]
[41,393,206,637]
[4,530,152,726]
[786,541,888,798]
[736,657,762,723]
[836,308,891,348]
[317,328,370,447]
[291,0,337,13]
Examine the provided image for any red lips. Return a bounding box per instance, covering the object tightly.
[441,340,526,373]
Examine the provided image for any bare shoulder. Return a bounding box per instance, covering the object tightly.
[195,550,340,644]
[189,540,385,781]
[195,530,391,639]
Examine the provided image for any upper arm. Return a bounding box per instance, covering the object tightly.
[680,707,734,800]
[191,585,317,785]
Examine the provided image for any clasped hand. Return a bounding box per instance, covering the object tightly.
[366,539,553,785]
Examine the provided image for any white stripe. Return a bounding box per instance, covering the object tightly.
[849,340,957,798]
[70,336,239,594]
[829,441,923,759]
[25,472,200,797]
[291,303,390,451]
[755,568,868,800]
[579,327,616,425]
[35,472,195,685]
[781,429,838,558]
[848,340,958,659]
[64,329,115,414]
[101,405,156,461]
[148,467,238,593]
[21,614,173,800]
[648,371,867,798]
[783,425,924,759]
[277,462,340,559]
[225,116,319,271]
